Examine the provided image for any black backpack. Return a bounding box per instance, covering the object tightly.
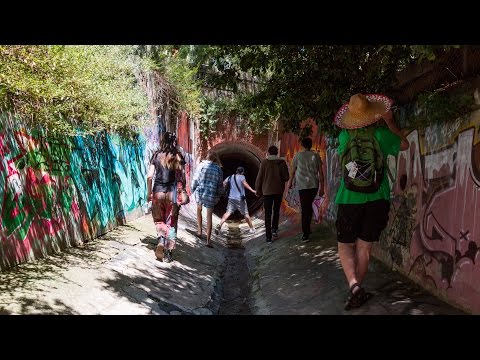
[223,175,232,198]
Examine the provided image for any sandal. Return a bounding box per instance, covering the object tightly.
[205,242,214,248]
[344,283,373,311]
[163,250,173,263]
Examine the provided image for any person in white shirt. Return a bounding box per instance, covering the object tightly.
[215,166,256,235]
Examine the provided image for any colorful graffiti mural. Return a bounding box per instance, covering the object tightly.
[278,108,480,312]
[0,112,150,270]
[280,119,330,223]
[375,109,480,313]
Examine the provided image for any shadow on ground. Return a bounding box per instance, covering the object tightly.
[245,216,465,315]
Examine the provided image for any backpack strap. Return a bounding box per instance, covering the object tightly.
[233,175,245,197]
[385,162,394,183]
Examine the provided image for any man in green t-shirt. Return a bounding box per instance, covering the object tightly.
[333,93,409,311]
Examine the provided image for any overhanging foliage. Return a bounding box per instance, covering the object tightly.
[0,45,149,139]
[183,45,460,137]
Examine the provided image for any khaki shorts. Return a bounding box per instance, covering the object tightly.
[227,198,248,216]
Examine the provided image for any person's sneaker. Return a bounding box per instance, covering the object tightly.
[272,230,278,239]
[214,224,221,235]
[249,227,256,234]
[164,250,173,263]
[301,234,310,243]
[266,238,273,244]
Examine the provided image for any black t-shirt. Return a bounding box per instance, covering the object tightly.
[151,152,175,193]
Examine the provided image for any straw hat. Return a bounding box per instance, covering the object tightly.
[333,93,393,129]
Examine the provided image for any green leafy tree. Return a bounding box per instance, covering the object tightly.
[0,45,149,139]
[186,45,461,137]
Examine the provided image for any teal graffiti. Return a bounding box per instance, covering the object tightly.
[69,132,147,228]
[1,111,150,268]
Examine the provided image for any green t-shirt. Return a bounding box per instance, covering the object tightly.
[335,126,400,204]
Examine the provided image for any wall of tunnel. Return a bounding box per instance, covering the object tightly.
[0,111,157,270]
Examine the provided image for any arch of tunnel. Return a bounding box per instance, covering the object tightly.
[208,141,265,220]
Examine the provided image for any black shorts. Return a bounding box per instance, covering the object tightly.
[336,199,390,243]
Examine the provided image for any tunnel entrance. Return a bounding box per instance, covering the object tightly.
[211,142,264,220]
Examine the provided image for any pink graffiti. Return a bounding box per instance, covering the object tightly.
[71,201,80,220]
[396,127,480,312]
[0,133,7,163]
[313,196,326,223]
[41,218,63,236]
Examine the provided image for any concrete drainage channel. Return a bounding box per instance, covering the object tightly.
[217,222,253,315]
[154,221,254,316]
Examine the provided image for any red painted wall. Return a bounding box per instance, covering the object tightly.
[280,118,329,224]
[198,116,269,160]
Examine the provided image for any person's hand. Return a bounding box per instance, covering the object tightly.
[147,193,152,202]
[382,109,405,141]
[382,110,394,124]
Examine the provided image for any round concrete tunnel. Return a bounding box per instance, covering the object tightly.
[211,142,264,220]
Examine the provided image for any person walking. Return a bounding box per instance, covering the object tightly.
[146,132,185,263]
[333,93,409,310]
[215,166,256,235]
[191,151,224,247]
[286,137,324,243]
[255,145,289,244]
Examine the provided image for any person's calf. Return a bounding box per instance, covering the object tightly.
[355,238,373,284]
[338,242,358,287]
[196,208,203,235]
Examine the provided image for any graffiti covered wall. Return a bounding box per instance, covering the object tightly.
[371,108,480,313]
[279,119,335,224]
[0,112,152,270]
[277,107,480,313]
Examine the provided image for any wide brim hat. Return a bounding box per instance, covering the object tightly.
[333,93,393,129]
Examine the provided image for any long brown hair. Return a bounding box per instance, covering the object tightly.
[151,132,182,170]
